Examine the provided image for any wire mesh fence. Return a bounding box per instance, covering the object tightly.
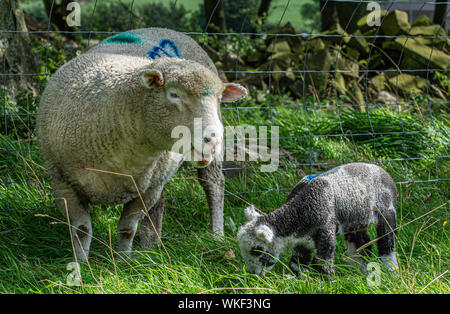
[0,0,449,213]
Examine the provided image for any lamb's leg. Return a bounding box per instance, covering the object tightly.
[289,242,315,275]
[139,191,165,248]
[197,158,225,236]
[344,230,372,273]
[118,187,161,254]
[376,212,398,271]
[52,177,92,262]
[311,229,336,276]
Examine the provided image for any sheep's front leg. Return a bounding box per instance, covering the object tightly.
[311,228,336,276]
[289,241,315,275]
[52,177,92,262]
[139,191,165,248]
[198,158,225,236]
[118,187,161,254]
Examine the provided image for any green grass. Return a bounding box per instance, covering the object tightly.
[1,94,449,293]
[0,173,448,293]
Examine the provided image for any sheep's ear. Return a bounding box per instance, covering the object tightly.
[140,69,164,88]
[244,205,261,221]
[255,225,274,244]
[221,83,247,103]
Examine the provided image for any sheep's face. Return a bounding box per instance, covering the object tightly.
[139,58,247,167]
[237,205,279,276]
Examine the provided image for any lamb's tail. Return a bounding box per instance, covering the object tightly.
[376,208,399,271]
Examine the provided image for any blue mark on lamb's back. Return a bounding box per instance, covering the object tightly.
[104,33,143,45]
[147,39,181,60]
[305,167,338,183]
[306,173,322,182]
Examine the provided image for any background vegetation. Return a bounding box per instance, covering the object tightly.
[20,0,323,33]
[0,0,448,294]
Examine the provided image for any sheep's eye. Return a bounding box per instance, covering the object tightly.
[170,92,180,99]
[250,246,264,256]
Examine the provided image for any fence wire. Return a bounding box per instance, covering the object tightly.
[1,0,449,212]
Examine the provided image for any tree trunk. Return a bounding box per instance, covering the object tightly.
[336,1,367,33]
[204,0,226,32]
[0,0,37,94]
[257,0,272,18]
[320,0,367,32]
[433,0,447,29]
[320,0,339,31]
[42,0,77,39]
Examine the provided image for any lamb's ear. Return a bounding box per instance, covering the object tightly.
[244,205,261,221]
[221,83,248,103]
[140,69,164,88]
[255,225,274,244]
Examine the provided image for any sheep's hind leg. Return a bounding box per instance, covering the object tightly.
[139,191,165,248]
[376,213,398,271]
[118,188,162,255]
[344,230,372,273]
[52,178,92,262]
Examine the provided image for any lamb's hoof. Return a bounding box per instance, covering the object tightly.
[343,256,369,274]
[379,253,399,272]
[289,261,306,277]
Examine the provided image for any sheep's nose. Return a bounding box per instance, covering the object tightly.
[203,135,216,145]
[203,135,219,155]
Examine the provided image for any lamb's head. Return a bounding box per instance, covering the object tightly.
[237,205,281,276]
[139,58,247,167]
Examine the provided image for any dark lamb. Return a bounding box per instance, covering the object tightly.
[237,162,399,276]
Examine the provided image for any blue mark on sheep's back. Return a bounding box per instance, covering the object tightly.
[104,33,142,45]
[147,39,181,60]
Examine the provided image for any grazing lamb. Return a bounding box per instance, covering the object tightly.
[237,162,399,276]
[85,28,234,245]
[36,29,247,261]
